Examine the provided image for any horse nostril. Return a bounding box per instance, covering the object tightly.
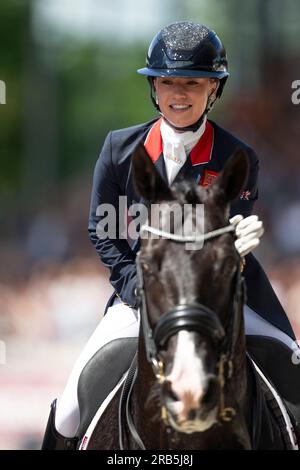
[164,380,180,402]
[202,377,219,405]
[169,388,180,402]
[187,408,197,421]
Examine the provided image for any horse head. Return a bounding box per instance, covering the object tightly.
[132,142,249,435]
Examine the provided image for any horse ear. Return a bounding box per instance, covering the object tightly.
[132,142,173,202]
[214,148,249,202]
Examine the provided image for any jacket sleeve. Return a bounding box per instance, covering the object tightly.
[88,132,138,308]
[230,148,259,218]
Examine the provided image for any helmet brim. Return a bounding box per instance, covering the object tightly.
[137,67,229,79]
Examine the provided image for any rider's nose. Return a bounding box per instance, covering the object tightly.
[173,84,187,96]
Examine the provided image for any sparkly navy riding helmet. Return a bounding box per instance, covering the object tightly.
[137,21,229,98]
[137,21,229,131]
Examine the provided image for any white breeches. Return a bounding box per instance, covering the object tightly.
[55,298,140,437]
[54,299,294,438]
[244,305,296,350]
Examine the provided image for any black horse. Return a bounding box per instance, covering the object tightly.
[79,144,298,450]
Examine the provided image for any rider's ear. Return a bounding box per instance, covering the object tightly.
[213,148,249,203]
[132,142,173,203]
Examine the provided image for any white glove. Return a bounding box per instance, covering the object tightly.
[229,214,264,257]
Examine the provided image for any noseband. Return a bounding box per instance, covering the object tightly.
[153,304,225,351]
[136,222,246,424]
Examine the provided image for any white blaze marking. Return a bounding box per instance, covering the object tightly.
[165,331,218,432]
[167,331,206,410]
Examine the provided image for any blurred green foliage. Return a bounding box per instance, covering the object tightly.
[56,42,154,179]
[0,0,29,193]
[0,0,155,224]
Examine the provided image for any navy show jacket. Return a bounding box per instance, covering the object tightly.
[88,118,295,339]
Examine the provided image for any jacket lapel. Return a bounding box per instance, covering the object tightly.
[144,117,168,184]
[143,118,215,187]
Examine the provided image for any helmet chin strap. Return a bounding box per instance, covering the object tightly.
[160,111,207,133]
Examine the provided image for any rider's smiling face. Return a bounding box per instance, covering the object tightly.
[153,77,218,129]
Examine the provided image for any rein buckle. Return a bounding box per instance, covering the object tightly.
[151,357,165,384]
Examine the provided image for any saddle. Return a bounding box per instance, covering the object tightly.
[76,337,138,441]
[246,335,300,442]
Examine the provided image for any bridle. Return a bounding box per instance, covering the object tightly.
[136,222,246,425]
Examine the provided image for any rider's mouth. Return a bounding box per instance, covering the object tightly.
[169,104,192,112]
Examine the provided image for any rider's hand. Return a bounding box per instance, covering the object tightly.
[229,214,264,257]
